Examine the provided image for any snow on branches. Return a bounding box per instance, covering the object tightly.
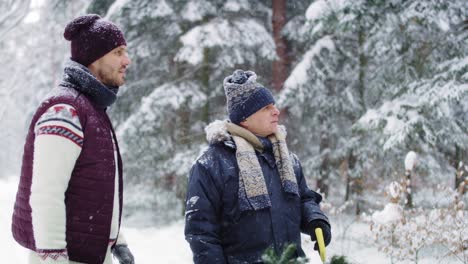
[368,181,467,263]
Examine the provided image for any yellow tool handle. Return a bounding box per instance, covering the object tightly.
[315,228,326,262]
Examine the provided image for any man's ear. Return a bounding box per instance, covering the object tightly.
[239,120,248,129]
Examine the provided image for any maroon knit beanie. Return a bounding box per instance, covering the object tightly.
[64,14,127,66]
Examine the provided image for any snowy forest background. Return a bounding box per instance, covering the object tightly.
[0,0,467,263]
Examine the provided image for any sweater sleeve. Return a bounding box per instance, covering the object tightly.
[30,104,83,263]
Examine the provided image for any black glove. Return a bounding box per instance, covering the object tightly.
[112,244,135,264]
[309,220,331,251]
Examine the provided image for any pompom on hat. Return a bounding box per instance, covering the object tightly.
[64,14,126,66]
[223,70,275,124]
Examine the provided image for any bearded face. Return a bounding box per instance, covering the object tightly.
[88,45,130,87]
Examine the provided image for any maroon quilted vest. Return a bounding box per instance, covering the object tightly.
[11,85,123,264]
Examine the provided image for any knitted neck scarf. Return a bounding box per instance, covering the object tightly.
[226,122,299,212]
[60,59,119,109]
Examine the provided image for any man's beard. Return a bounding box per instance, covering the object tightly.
[103,76,124,87]
[98,68,124,87]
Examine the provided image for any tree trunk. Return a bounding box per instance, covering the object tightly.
[454,145,467,196]
[272,0,289,92]
[353,18,367,215]
[317,131,330,197]
[357,20,367,111]
[201,47,211,124]
[344,151,357,201]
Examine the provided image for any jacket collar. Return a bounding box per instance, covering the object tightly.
[60,59,119,109]
[205,120,287,150]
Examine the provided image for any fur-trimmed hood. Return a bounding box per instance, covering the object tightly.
[204,119,287,146]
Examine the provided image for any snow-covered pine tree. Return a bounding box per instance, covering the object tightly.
[0,0,30,42]
[281,0,467,211]
[280,0,395,209]
[0,0,90,177]
[0,0,30,177]
[355,0,468,204]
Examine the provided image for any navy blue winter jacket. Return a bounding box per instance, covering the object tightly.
[185,129,329,264]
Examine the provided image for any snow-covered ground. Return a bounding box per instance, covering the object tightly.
[0,176,457,264]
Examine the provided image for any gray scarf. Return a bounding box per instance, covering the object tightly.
[226,122,299,212]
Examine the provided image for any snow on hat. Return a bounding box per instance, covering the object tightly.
[223,69,275,124]
[64,14,126,66]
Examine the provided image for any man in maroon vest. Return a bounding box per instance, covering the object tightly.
[12,14,134,264]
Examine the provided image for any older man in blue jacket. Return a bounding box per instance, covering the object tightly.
[185,70,331,263]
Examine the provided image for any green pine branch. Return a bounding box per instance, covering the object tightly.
[262,244,308,264]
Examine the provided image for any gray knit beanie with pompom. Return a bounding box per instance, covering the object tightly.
[223,70,275,124]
